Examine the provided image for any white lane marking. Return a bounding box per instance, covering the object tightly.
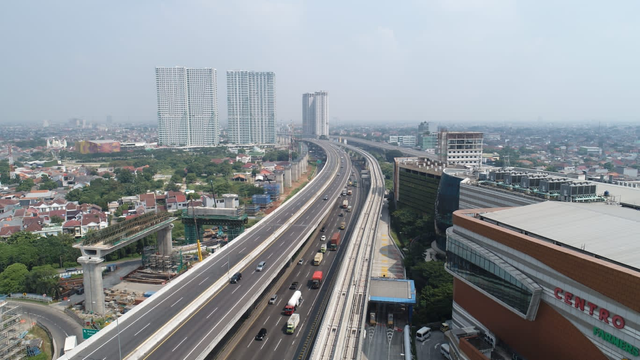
[296,321,306,338]
[274,338,282,351]
[247,338,253,348]
[263,315,271,325]
[296,270,300,277]
[198,277,209,286]
[251,270,256,275]
[267,253,274,259]
[206,307,218,319]
[306,270,310,278]
[276,299,282,307]
[240,247,246,253]
[134,323,151,337]
[260,337,269,350]
[221,261,228,268]
[171,297,183,308]
[279,242,284,247]
[276,316,282,327]
[232,285,241,294]
[172,337,188,352]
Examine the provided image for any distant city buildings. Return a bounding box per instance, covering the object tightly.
[155,67,219,147]
[76,140,120,154]
[227,71,276,145]
[389,135,416,147]
[437,131,484,168]
[418,122,437,151]
[302,91,329,138]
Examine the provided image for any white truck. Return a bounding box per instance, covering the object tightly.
[64,335,77,354]
[284,290,302,315]
[286,313,300,334]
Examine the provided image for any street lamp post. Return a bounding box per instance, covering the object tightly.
[116,311,123,360]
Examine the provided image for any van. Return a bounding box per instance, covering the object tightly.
[440,343,452,360]
[256,261,266,271]
[416,327,431,342]
[320,244,327,253]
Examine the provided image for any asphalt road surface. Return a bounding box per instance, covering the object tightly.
[226,158,365,360]
[69,141,349,360]
[11,300,84,359]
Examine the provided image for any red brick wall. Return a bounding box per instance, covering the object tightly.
[453,209,640,313]
[455,280,607,360]
[459,337,490,360]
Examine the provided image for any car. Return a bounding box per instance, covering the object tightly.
[297,259,304,265]
[255,328,267,341]
[323,195,328,200]
[289,282,299,290]
[230,272,242,284]
[269,294,278,304]
[339,212,343,217]
[337,172,341,176]
[256,261,266,271]
[320,226,326,232]
[321,235,326,241]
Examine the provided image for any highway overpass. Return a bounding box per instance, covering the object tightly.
[335,136,438,160]
[62,141,349,360]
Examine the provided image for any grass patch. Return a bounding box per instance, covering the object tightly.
[245,218,260,228]
[389,229,404,249]
[29,324,53,360]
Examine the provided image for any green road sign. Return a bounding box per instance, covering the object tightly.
[82,328,99,339]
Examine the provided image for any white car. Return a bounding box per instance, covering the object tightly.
[321,235,326,241]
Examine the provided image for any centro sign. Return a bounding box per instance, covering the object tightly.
[554,287,625,329]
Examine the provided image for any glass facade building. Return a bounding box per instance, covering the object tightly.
[434,170,463,249]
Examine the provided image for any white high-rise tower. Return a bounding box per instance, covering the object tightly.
[227,71,276,145]
[156,67,219,147]
[302,91,329,138]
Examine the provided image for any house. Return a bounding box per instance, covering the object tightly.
[62,220,82,238]
[262,162,277,171]
[138,193,157,213]
[232,174,248,182]
[0,199,19,214]
[236,154,252,164]
[166,191,188,212]
[0,225,21,238]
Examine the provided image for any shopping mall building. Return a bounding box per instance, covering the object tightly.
[445,201,640,360]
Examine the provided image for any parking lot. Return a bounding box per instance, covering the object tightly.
[415,328,448,360]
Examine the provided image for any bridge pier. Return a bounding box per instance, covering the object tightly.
[78,256,106,315]
[275,170,284,190]
[284,166,292,188]
[157,223,174,256]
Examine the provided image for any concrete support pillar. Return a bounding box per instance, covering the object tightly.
[275,170,284,190]
[284,167,292,188]
[157,223,174,256]
[78,256,105,315]
[292,162,299,182]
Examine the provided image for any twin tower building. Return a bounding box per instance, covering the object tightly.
[156,66,329,147]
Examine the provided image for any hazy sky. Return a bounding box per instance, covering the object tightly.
[1,0,639,126]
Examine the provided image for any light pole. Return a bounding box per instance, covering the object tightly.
[116,311,123,360]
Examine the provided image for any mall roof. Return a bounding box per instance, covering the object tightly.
[482,202,640,271]
[369,278,416,304]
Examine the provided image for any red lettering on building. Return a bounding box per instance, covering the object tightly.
[554,287,563,300]
[612,315,625,329]
[564,292,573,305]
[587,301,598,316]
[599,308,610,324]
[554,286,624,330]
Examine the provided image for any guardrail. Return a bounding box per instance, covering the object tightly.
[9,293,53,303]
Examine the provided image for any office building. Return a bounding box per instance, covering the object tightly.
[389,135,416,147]
[444,202,640,360]
[393,157,447,218]
[156,67,219,147]
[437,131,484,168]
[302,91,329,138]
[227,71,276,145]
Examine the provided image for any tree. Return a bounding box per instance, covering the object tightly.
[16,178,35,192]
[165,182,180,192]
[116,169,134,184]
[39,174,58,190]
[185,173,197,184]
[50,215,65,224]
[0,263,28,294]
[25,265,59,297]
[385,150,403,163]
[170,174,183,183]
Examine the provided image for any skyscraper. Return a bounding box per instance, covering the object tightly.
[302,91,329,138]
[227,71,276,145]
[156,67,219,147]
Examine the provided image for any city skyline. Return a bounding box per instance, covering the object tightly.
[2,1,640,125]
[156,67,219,147]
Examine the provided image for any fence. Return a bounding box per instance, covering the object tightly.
[9,293,53,303]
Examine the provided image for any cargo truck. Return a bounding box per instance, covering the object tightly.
[284,290,302,315]
[320,244,327,253]
[64,335,77,354]
[347,189,352,196]
[330,232,341,250]
[286,313,300,334]
[313,252,323,265]
[342,199,348,209]
[311,271,323,289]
[339,221,346,230]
